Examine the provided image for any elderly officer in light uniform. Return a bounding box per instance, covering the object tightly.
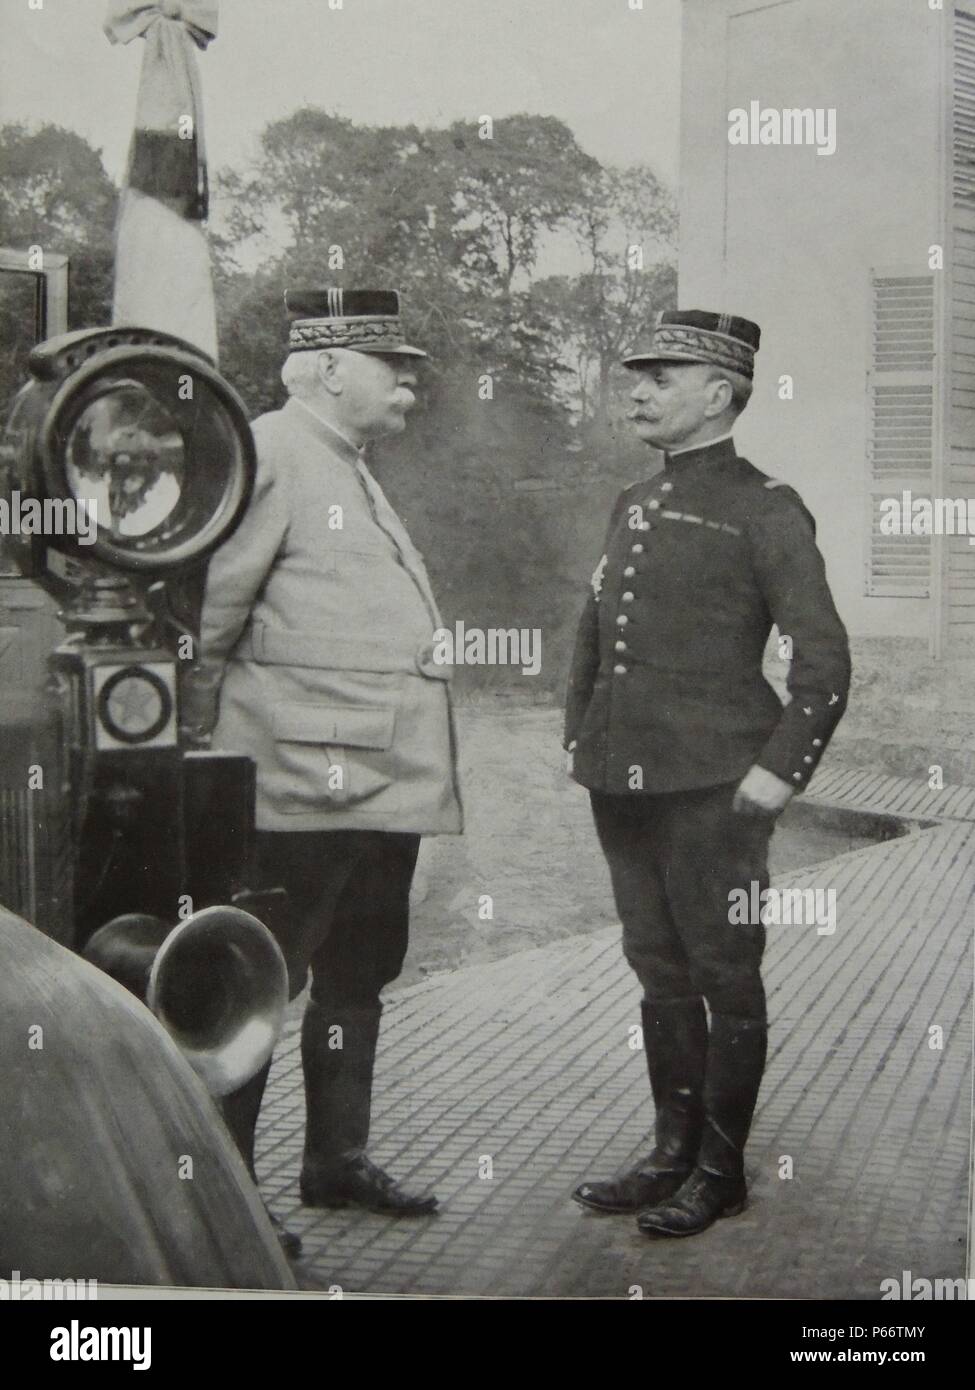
[184,290,461,1224]
[566,310,851,1238]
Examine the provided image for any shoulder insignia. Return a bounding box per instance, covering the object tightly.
[764,478,789,489]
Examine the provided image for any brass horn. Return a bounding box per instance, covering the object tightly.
[82,906,288,1097]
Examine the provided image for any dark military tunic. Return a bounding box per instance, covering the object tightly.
[565,437,851,793]
[566,436,852,1018]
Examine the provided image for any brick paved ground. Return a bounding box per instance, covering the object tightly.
[255,784,973,1299]
[808,766,975,823]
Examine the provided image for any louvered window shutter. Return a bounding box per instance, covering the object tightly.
[952,227,975,456]
[955,9,975,211]
[951,10,975,462]
[867,495,933,597]
[865,273,936,597]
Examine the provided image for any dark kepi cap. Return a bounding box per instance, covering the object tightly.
[285,288,428,358]
[623,309,761,379]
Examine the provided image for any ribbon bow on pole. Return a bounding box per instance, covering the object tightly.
[105,0,220,359]
[104,2,218,51]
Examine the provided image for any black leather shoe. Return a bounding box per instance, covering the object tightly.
[300,1153,438,1216]
[636,1167,746,1238]
[572,1156,690,1214]
[266,1207,303,1258]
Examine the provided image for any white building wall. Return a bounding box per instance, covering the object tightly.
[679,0,945,639]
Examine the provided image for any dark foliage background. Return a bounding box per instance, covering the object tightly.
[0,114,676,697]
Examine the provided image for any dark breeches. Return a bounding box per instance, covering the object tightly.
[255,829,421,1008]
[590,783,770,1023]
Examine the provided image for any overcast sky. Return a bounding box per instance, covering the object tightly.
[0,0,682,185]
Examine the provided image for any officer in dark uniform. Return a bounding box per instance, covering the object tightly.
[566,310,851,1237]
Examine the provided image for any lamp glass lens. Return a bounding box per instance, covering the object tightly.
[46,349,253,571]
[65,381,185,541]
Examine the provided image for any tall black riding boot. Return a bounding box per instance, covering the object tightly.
[638,1013,767,1237]
[220,1063,302,1258]
[301,1000,378,1167]
[573,997,708,1214]
[299,1000,437,1216]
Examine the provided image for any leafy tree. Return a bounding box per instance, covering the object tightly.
[213,110,602,402]
[0,123,116,247]
[444,115,600,289]
[0,123,117,406]
[535,165,678,427]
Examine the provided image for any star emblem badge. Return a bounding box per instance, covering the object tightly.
[107,677,161,733]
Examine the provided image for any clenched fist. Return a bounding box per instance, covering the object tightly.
[733,765,794,818]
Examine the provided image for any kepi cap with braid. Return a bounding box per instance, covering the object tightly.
[623,309,761,379]
[285,288,428,358]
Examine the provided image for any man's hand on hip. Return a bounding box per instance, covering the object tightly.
[733,765,794,817]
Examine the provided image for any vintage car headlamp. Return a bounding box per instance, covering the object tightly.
[0,327,268,952]
[2,325,255,580]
